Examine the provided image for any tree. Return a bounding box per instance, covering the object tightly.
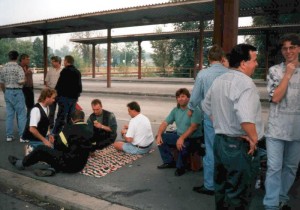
[32,37,44,68]
[150,29,173,76]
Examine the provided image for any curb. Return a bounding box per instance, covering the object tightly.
[0,168,132,210]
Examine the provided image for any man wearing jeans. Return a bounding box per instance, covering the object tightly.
[263,34,300,210]
[0,50,27,142]
[188,45,228,194]
[50,55,82,140]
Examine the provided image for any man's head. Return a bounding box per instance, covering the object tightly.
[127,101,141,118]
[71,110,85,123]
[279,33,300,64]
[208,44,225,63]
[19,54,30,66]
[38,88,57,106]
[229,44,258,77]
[175,88,190,108]
[64,55,74,67]
[91,99,103,116]
[51,56,62,68]
[8,51,19,61]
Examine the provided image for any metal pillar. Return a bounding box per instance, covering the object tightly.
[107,28,111,88]
[213,0,239,52]
[138,41,142,79]
[43,34,48,84]
[92,44,96,78]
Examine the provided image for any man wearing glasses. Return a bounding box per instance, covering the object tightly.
[263,34,300,210]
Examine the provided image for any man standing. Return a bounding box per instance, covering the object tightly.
[8,110,93,177]
[87,99,117,153]
[0,51,27,142]
[45,56,62,130]
[22,88,57,151]
[263,34,300,210]
[188,45,228,194]
[202,44,264,209]
[19,53,34,116]
[114,101,154,155]
[156,88,203,176]
[51,55,82,137]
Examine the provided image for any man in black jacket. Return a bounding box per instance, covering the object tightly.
[8,110,93,176]
[51,55,82,138]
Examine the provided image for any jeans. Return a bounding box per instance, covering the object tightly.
[52,96,77,135]
[203,114,215,191]
[263,137,300,210]
[158,132,192,169]
[123,143,152,155]
[4,89,27,138]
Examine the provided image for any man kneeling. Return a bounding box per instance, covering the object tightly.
[8,110,93,176]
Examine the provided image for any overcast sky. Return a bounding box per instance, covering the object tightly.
[0,0,252,52]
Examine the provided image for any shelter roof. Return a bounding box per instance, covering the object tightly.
[0,0,299,38]
[70,23,300,45]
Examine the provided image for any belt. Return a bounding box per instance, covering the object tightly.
[135,142,153,149]
[6,88,22,90]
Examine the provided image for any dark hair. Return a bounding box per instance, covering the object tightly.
[279,33,300,47]
[19,53,29,62]
[91,99,102,106]
[175,88,190,98]
[38,88,57,102]
[208,44,224,62]
[229,44,257,68]
[64,55,74,65]
[127,101,141,112]
[51,56,62,64]
[71,110,85,121]
[8,51,19,60]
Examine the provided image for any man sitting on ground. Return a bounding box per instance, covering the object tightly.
[156,88,203,176]
[87,99,117,154]
[8,110,93,177]
[22,88,57,153]
[114,101,154,155]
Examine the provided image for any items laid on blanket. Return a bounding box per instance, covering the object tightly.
[81,145,152,178]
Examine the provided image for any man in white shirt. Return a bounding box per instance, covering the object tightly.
[45,56,62,129]
[114,101,154,155]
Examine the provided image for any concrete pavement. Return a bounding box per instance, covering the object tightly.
[0,75,299,210]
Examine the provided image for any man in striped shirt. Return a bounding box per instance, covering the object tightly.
[202,44,264,209]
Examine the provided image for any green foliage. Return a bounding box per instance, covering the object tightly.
[32,37,43,67]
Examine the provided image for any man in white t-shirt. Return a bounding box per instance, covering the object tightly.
[114,101,154,155]
[22,88,57,152]
[45,56,62,130]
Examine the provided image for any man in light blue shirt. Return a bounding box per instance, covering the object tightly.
[188,45,228,195]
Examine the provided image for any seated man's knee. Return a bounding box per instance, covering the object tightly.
[113,141,123,151]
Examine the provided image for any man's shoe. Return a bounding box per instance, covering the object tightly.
[8,155,24,170]
[193,185,214,195]
[34,168,56,177]
[279,202,291,210]
[20,138,29,143]
[6,137,13,142]
[157,162,176,169]
[175,168,185,176]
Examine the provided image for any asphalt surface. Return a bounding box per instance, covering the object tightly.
[0,75,299,210]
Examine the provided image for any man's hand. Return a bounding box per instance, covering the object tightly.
[44,140,53,148]
[49,134,55,144]
[187,109,193,117]
[156,135,163,146]
[285,62,297,79]
[176,137,185,151]
[240,135,257,155]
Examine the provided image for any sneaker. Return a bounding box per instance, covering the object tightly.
[34,168,55,177]
[193,185,215,195]
[8,155,24,170]
[20,138,29,143]
[25,145,33,156]
[6,137,13,142]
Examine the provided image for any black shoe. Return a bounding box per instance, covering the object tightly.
[279,202,291,210]
[8,155,18,165]
[193,185,214,195]
[175,168,185,176]
[157,162,176,169]
[34,168,56,177]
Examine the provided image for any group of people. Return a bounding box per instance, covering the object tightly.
[1,33,300,210]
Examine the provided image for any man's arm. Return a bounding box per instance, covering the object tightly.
[29,126,52,147]
[0,83,5,93]
[240,122,258,155]
[271,63,297,103]
[156,121,168,146]
[176,123,198,151]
